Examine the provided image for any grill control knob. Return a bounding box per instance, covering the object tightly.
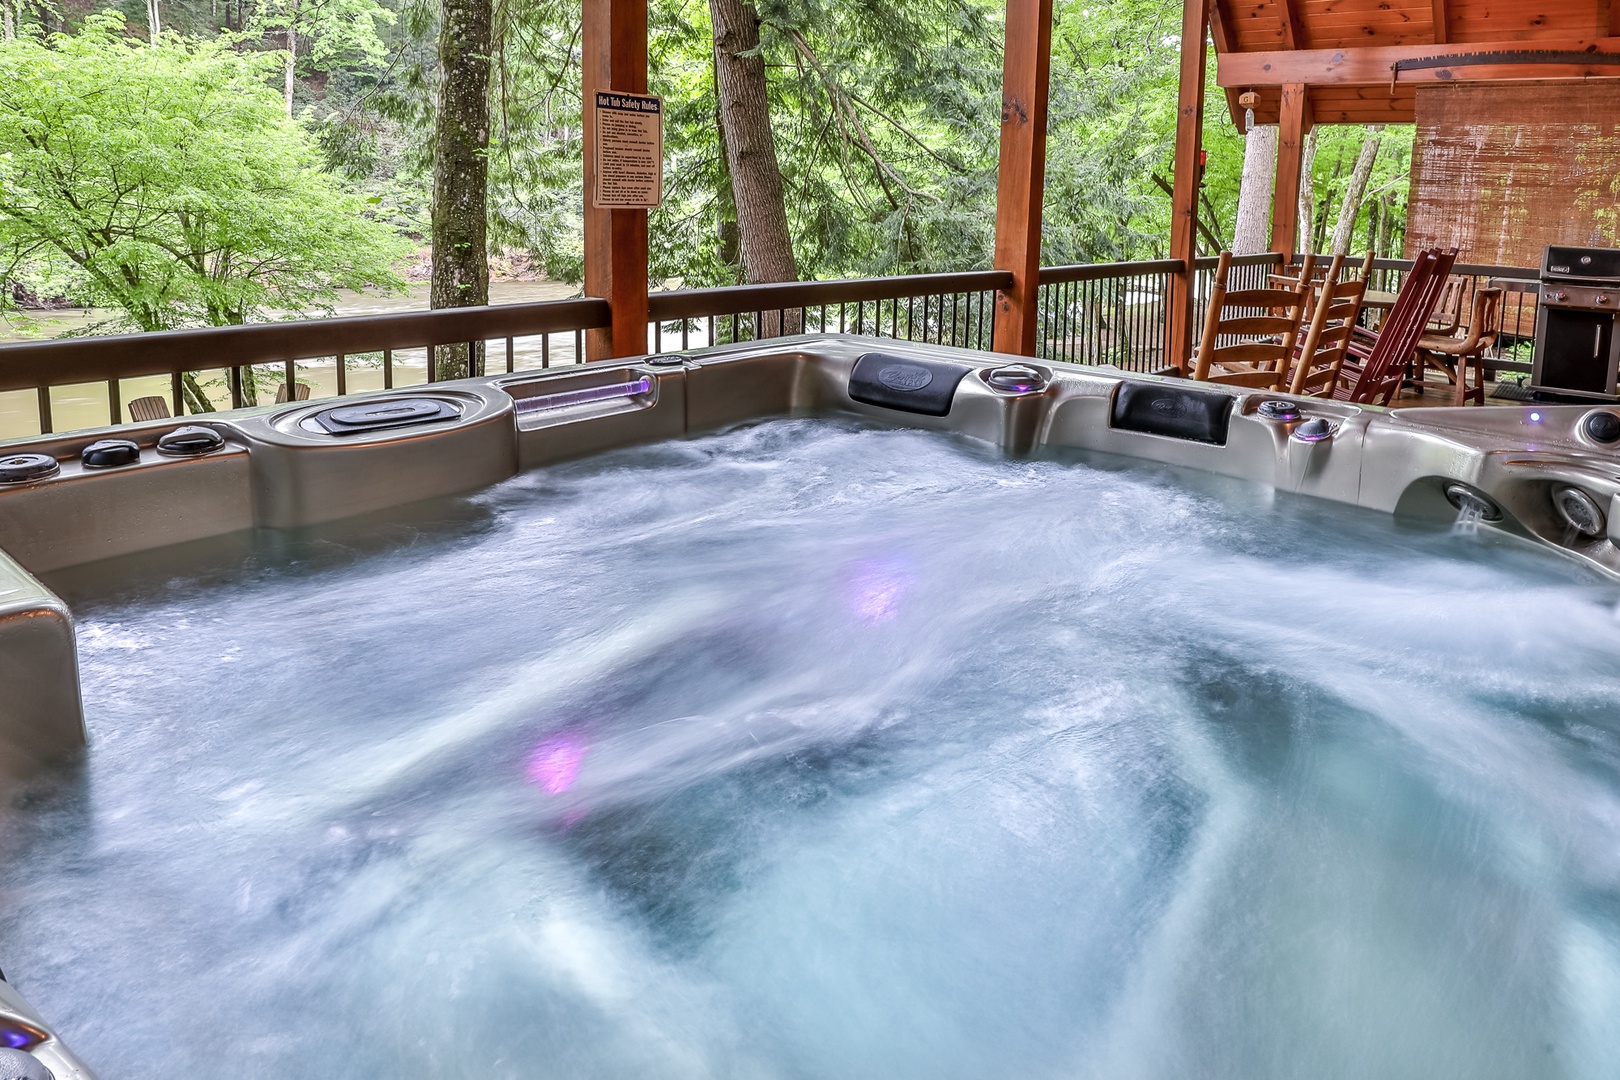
[1582,411,1620,443]
[1557,291,1569,301]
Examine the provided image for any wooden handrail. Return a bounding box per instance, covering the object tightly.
[648,271,1013,321]
[1038,259,1185,285]
[0,298,612,393]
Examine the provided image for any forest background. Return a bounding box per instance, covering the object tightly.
[0,0,1411,338]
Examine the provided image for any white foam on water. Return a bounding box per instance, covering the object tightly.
[3,417,1619,1079]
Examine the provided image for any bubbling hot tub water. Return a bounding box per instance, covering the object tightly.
[4,418,1620,1079]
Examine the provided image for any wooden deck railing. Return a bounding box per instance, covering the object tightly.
[0,253,1543,438]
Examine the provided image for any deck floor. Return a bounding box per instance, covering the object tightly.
[1390,366,1529,408]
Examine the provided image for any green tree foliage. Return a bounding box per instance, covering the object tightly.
[251,0,396,114]
[0,13,407,333]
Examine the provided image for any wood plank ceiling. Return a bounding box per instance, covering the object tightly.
[1211,0,1620,125]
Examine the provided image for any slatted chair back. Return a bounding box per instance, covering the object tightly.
[1288,252,1374,397]
[127,396,171,423]
[1427,275,1467,335]
[1266,253,1321,297]
[1340,247,1458,406]
[275,382,311,403]
[1191,251,1312,390]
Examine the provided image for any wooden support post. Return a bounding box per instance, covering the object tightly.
[1270,83,1308,254]
[1166,0,1210,369]
[583,0,650,361]
[990,0,1055,356]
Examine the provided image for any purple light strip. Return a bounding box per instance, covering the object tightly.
[514,377,652,415]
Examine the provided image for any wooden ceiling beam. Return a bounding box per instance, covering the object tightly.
[1280,0,1305,49]
[1219,36,1620,85]
[1431,0,1447,44]
[1209,0,1249,128]
[1610,0,1620,38]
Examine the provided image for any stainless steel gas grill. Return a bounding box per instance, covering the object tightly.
[1532,244,1620,401]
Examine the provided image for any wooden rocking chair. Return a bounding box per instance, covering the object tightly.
[1190,251,1312,391]
[1334,247,1458,405]
[1288,252,1375,397]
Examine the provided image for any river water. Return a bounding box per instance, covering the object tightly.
[3,418,1620,1079]
[0,282,582,441]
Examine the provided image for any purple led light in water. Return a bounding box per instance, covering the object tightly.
[527,733,588,794]
[844,554,915,624]
[1530,412,1542,422]
[0,1022,44,1050]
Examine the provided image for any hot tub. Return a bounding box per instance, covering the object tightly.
[1,336,1618,1079]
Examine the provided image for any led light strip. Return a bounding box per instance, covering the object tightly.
[513,377,652,415]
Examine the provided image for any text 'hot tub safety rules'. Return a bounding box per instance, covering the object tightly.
[593,91,663,209]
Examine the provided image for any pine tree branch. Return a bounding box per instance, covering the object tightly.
[780,27,940,206]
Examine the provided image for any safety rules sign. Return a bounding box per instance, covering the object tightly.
[593,91,663,208]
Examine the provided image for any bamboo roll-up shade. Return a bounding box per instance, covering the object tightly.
[1405,83,1620,267]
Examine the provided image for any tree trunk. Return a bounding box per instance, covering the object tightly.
[1232,124,1276,254]
[1376,190,1396,256]
[146,0,160,42]
[3,1,14,42]
[181,374,214,414]
[709,0,796,287]
[1313,146,1344,254]
[284,18,296,116]
[1330,126,1383,255]
[1297,127,1318,254]
[430,0,492,379]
